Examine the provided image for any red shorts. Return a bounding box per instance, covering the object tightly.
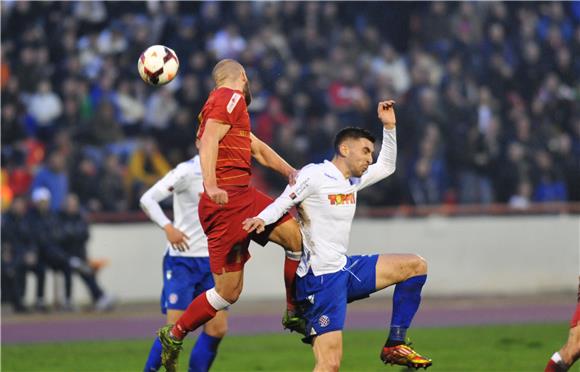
[571,301,580,328]
[198,186,292,274]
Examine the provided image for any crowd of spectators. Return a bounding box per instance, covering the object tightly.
[1,187,113,313]
[2,1,580,217]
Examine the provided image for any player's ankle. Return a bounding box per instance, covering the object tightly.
[384,339,405,348]
[286,303,296,313]
[170,324,186,341]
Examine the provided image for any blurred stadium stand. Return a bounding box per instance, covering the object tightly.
[2,1,579,213]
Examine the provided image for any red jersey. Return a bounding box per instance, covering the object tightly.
[198,87,251,190]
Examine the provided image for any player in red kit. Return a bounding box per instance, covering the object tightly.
[157,59,304,371]
[545,277,580,372]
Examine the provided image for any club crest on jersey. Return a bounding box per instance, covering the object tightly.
[319,315,330,327]
[169,293,178,304]
[328,192,356,205]
[227,92,242,113]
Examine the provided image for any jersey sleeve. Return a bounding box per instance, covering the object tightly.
[139,166,186,229]
[190,156,204,197]
[257,165,318,225]
[171,162,197,194]
[355,127,397,191]
[205,90,245,127]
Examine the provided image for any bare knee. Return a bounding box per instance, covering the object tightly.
[271,219,302,253]
[314,362,340,372]
[215,282,243,304]
[314,355,341,372]
[412,255,428,276]
[285,221,302,253]
[216,287,241,304]
[313,332,342,372]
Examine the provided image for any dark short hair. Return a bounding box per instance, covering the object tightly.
[334,127,376,154]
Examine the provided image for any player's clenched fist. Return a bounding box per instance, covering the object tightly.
[206,185,229,205]
[242,217,266,234]
[377,100,396,129]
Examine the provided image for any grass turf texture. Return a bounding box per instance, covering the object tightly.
[2,323,573,371]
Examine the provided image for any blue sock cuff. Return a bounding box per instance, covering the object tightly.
[189,332,223,372]
[400,274,427,288]
[198,331,222,351]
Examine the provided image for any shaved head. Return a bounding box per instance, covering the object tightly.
[211,59,253,106]
[212,59,245,86]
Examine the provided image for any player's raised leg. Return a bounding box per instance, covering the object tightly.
[170,269,240,339]
[375,253,432,368]
[312,331,343,372]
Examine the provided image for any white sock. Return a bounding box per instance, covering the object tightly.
[551,352,568,369]
[285,250,301,261]
[206,288,231,311]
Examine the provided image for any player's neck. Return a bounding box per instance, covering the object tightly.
[331,158,352,179]
[217,81,244,92]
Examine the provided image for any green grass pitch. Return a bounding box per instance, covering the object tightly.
[2,323,575,371]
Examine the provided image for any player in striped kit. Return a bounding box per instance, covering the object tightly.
[140,155,227,372]
[244,101,432,370]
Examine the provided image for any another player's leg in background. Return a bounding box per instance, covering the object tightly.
[312,331,343,372]
[267,219,304,331]
[189,310,228,372]
[374,253,432,368]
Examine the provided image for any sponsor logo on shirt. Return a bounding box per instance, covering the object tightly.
[227,93,242,113]
[328,193,356,205]
[293,178,310,197]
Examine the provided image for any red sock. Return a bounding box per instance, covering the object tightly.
[284,256,300,312]
[171,291,217,340]
[545,358,566,372]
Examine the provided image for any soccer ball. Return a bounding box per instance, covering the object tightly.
[138,45,179,86]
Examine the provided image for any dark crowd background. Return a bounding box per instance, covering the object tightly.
[2,1,580,215]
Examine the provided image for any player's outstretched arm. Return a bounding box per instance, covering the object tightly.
[139,173,189,251]
[250,133,297,185]
[200,119,231,205]
[357,100,398,191]
[243,166,315,233]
